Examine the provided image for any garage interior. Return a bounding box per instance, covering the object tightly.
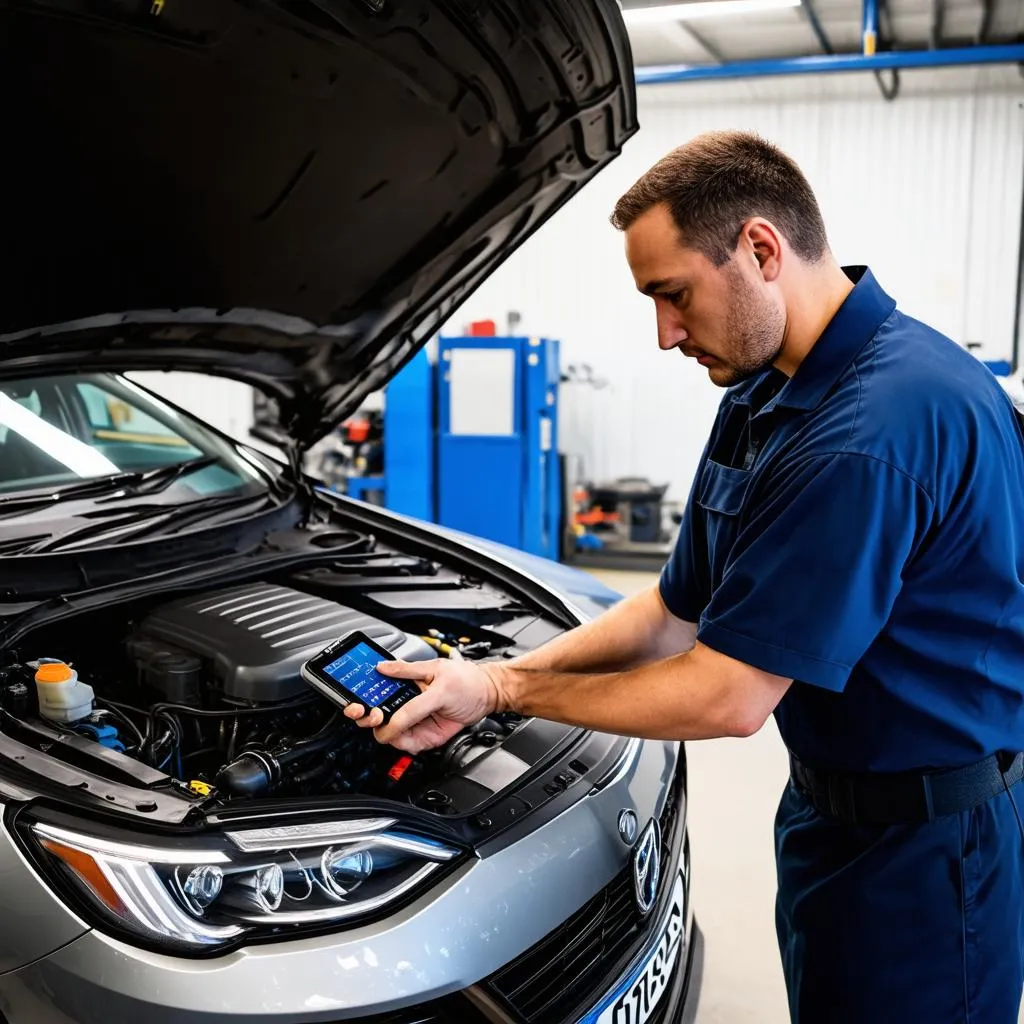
[121,1,1024,1021]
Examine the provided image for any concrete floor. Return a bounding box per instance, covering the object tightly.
[586,569,791,1022]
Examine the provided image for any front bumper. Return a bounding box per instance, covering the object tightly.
[0,738,700,1024]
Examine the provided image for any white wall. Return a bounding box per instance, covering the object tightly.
[129,371,257,442]
[447,65,1024,500]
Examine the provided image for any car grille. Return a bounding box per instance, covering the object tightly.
[485,769,684,1023]
[339,997,487,1024]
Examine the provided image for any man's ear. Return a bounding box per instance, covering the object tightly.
[741,219,783,281]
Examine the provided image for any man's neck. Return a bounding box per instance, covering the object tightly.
[773,260,855,377]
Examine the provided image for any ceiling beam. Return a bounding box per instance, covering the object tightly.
[659,19,727,64]
[635,43,1024,83]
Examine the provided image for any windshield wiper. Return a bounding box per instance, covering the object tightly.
[0,456,221,518]
[97,455,221,499]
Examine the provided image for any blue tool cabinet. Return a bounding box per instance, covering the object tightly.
[436,335,561,560]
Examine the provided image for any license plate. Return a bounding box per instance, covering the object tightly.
[579,869,686,1024]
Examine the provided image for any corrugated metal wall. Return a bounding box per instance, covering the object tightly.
[448,66,1024,501]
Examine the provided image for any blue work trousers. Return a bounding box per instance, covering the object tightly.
[775,782,1024,1023]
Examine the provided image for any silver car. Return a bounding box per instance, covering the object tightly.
[0,1,702,1021]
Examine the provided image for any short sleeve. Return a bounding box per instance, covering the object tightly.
[696,452,933,691]
[659,467,711,622]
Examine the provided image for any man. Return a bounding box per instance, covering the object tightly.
[347,132,1024,1022]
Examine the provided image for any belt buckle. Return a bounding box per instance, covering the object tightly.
[826,774,857,824]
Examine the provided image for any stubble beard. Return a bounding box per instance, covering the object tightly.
[709,267,786,388]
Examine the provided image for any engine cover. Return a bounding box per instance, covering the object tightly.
[129,582,434,702]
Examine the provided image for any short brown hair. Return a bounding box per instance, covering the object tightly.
[610,131,829,265]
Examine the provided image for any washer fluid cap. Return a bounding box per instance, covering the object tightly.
[36,662,74,684]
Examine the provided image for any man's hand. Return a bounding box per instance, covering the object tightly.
[344,659,507,754]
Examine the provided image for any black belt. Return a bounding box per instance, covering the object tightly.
[789,751,1024,826]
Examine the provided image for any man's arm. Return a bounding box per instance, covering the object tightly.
[511,584,696,674]
[346,642,791,752]
[492,642,789,740]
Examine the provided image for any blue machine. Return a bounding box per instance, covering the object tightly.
[382,348,435,521]
[436,335,562,560]
[342,349,435,515]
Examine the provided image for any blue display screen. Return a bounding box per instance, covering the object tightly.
[321,643,404,708]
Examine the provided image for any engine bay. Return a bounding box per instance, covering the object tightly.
[0,513,637,952]
[0,567,556,814]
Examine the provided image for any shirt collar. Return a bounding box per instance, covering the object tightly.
[768,266,896,413]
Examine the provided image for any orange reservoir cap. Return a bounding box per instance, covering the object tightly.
[35,662,74,684]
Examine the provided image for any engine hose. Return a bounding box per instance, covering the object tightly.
[215,749,281,797]
[144,695,317,754]
[215,717,342,797]
[290,753,337,787]
[226,717,240,761]
[272,717,342,767]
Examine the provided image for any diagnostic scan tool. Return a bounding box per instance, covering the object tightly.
[300,631,421,722]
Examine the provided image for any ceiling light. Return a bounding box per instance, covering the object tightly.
[623,0,801,24]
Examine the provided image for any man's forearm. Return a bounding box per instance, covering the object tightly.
[489,642,790,742]
[510,584,696,674]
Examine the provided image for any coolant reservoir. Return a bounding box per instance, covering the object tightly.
[34,660,95,723]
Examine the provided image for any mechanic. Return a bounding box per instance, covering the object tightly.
[346,131,1024,1023]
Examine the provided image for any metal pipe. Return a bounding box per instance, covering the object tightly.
[799,0,834,54]
[862,0,879,55]
[976,0,994,45]
[930,0,946,49]
[874,67,900,100]
[635,44,1024,84]
[877,0,895,50]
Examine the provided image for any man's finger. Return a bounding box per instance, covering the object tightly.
[377,729,427,755]
[374,688,442,745]
[363,707,385,728]
[344,703,365,720]
[348,705,384,728]
[376,660,436,682]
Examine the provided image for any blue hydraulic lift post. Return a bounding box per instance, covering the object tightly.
[634,43,1024,83]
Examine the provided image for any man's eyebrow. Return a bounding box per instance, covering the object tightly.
[640,278,681,296]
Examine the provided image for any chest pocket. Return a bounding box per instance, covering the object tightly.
[698,460,752,586]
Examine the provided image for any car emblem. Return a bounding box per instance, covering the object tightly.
[617,809,638,844]
[632,820,661,917]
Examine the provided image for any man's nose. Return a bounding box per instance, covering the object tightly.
[656,305,687,351]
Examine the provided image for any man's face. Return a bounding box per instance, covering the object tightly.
[624,203,785,387]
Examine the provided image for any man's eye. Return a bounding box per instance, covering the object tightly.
[664,290,684,305]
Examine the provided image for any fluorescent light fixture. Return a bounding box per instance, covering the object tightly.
[0,393,119,477]
[623,0,800,24]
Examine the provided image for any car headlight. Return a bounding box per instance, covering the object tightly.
[22,814,462,953]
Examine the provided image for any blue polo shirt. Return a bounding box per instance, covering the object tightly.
[661,267,1024,773]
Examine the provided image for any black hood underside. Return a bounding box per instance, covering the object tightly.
[0,0,637,448]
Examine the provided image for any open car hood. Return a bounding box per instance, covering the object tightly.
[0,0,637,450]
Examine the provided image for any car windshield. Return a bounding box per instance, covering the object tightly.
[0,373,265,497]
